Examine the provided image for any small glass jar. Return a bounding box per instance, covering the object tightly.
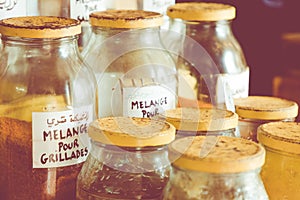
[163,136,268,200]
[234,96,298,142]
[76,116,176,200]
[82,10,178,118]
[0,16,97,199]
[258,121,300,199]
[159,107,239,138]
[167,2,249,107]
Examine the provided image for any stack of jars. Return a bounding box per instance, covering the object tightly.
[1,1,300,200]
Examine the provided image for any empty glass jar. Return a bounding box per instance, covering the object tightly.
[0,16,97,200]
[82,10,177,118]
[163,136,268,200]
[76,116,176,199]
[167,2,249,108]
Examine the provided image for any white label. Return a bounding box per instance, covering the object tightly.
[142,0,175,14]
[219,67,250,99]
[123,85,176,118]
[0,0,27,19]
[32,105,93,168]
[70,0,106,21]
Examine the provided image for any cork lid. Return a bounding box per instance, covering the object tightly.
[89,10,163,28]
[234,96,298,120]
[167,2,236,21]
[88,117,176,147]
[257,122,300,154]
[0,16,81,38]
[169,136,265,173]
[160,107,238,132]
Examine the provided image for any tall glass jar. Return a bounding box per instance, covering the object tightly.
[167,2,249,108]
[258,122,300,199]
[0,16,97,200]
[82,10,177,118]
[234,96,298,142]
[76,116,176,199]
[159,107,239,138]
[163,136,268,200]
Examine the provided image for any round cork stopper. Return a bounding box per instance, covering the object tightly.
[89,10,163,28]
[160,107,238,132]
[167,2,236,21]
[0,16,81,38]
[234,96,298,120]
[169,136,265,173]
[88,117,176,147]
[257,122,300,154]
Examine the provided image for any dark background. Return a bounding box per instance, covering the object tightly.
[176,0,300,96]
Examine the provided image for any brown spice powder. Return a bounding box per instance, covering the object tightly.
[0,117,82,200]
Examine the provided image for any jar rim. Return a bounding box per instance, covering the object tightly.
[159,107,238,132]
[169,136,265,173]
[89,10,163,29]
[234,96,298,120]
[88,117,176,147]
[167,2,236,21]
[0,16,81,39]
[257,121,300,154]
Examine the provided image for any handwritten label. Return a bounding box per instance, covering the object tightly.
[70,0,105,22]
[123,85,176,118]
[32,105,93,168]
[0,0,26,19]
[219,67,250,99]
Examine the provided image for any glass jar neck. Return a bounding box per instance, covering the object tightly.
[89,140,170,173]
[184,20,233,37]
[90,26,163,47]
[1,35,80,54]
[172,164,261,180]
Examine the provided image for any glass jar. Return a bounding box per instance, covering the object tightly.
[0,16,97,200]
[234,96,298,142]
[257,121,300,199]
[160,107,239,138]
[82,10,177,118]
[167,2,249,108]
[163,136,268,200]
[76,116,176,200]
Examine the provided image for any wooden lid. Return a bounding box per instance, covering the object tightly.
[88,117,176,147]
[169,136,265,173]
[89,10,163,28]
[0,16,81,38]
[160,107,238,132]
[167,2,236,21]
[234,96,298,120]
[257,122,300,154]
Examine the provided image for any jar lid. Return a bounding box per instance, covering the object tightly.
[257,122,300,154]
[160,107,238,132]
[88,117,176,147]
[169,136,265,173]
[234,96,298,120]
[89,10,163,28]
[167,2,236,21]
[0,16,81,38]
